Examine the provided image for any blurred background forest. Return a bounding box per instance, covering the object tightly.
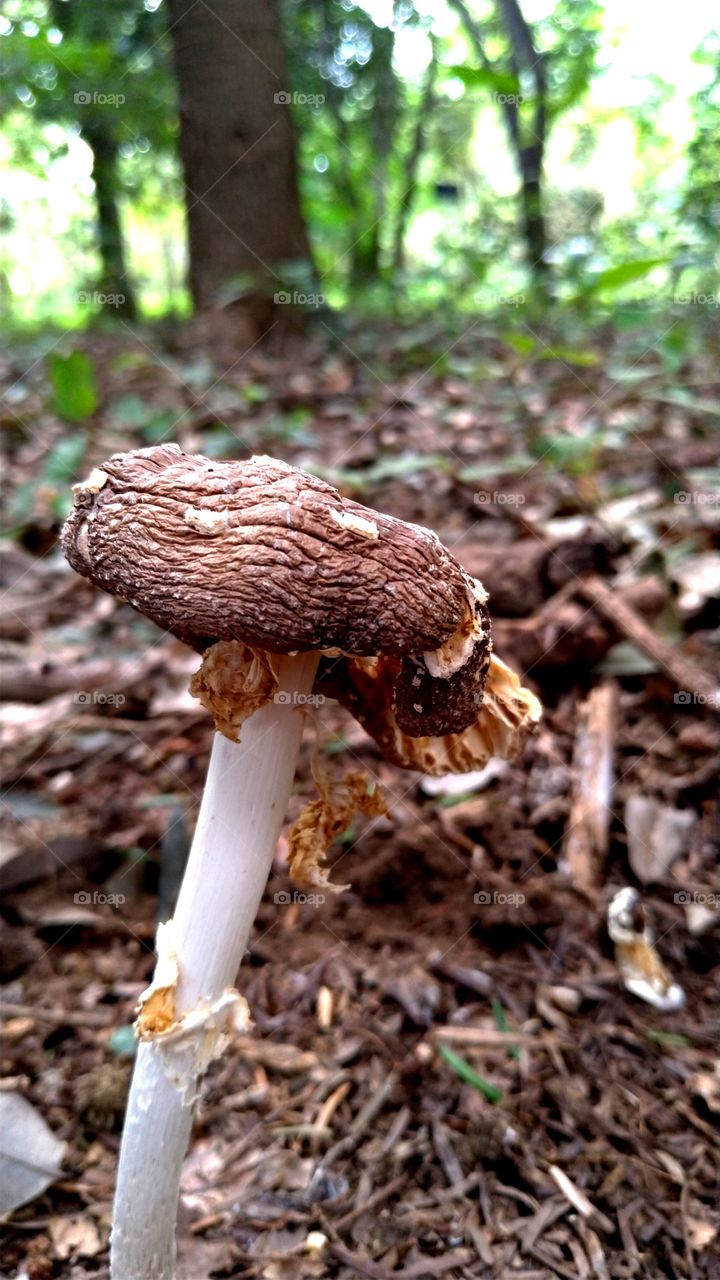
[1,0,718,328]
[1,3,719,1278]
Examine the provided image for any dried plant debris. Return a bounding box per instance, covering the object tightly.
[607,887,685,1011]
[0,1094,65,1216]
[2,327,718,1280]
[287,765,387,892]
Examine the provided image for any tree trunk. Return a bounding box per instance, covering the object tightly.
[166,0,312,326]
[392,42,438,275]
[448,0,550,291]
[83,126,137,319]
[48,0,137,319]
[495,0,549,287]
[351,24,396,286]
[517,150,548,281]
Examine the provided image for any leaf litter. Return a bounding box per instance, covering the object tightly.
[0,320,718,1278]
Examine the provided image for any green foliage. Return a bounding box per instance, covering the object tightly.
[48,350,97,420]
[0,0,716,325]
[681,34,720,243]
[580,258,671,294]
[438,1044,504,1102]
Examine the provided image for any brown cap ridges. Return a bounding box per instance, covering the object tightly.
[63,445,495,739]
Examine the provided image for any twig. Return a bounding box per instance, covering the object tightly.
[432,1026,547,1048]
[0,1001,115,1028]
[349,1070,398,1139]
[563,681,618,892]
[549,1165,615,1234]
[334,1172,408,1230]
[431,1119,465,1188]
[577,576,718,708]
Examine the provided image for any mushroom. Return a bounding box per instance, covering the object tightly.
[62,444,541,1280]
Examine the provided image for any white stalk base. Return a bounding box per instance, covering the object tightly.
[111,652,319,1280]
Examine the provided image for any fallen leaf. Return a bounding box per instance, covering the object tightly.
[0,1093,65,1215]
[625,796,696,883]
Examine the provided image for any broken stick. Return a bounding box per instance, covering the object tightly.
[577,576,718,710]
[564,681,618,892]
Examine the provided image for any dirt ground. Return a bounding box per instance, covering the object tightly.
[1,319,718,1279]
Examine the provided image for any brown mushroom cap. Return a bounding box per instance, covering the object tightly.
[63,445,492,738]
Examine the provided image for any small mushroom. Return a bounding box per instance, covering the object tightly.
[63,445,541,1280]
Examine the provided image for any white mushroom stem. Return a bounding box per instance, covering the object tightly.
[111,651,320,1280]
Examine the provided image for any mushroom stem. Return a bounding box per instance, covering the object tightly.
[111,651,320,1280]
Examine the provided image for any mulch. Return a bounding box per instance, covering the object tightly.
[1,318,718,1279]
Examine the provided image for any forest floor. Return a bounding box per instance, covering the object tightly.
[1,313,718,1280]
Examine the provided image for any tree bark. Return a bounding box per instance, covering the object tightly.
[83,126,137,319]
[354,24,397,284]
[496,0,549,286]
[48,0,137,318]
[166,0,313,324]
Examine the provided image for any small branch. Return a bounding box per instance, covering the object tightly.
[577,575,718,709]
[563,681,618,892]
[0,1001,115,1028]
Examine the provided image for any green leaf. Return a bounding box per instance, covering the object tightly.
[242,382,270,405]
[322,453,451,492]
[596,642,660,676]
[446,64,521,97]
[436,790,482,809]
[492,997,521,1060]
[437,1043,503,1103]
[539,346,600,367]
[48,351,98,422]
[644,1029,691,1049]
[642,391,720,416]
[459,454,534,481]
[503,332,537,355]
[582,259,670,295]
